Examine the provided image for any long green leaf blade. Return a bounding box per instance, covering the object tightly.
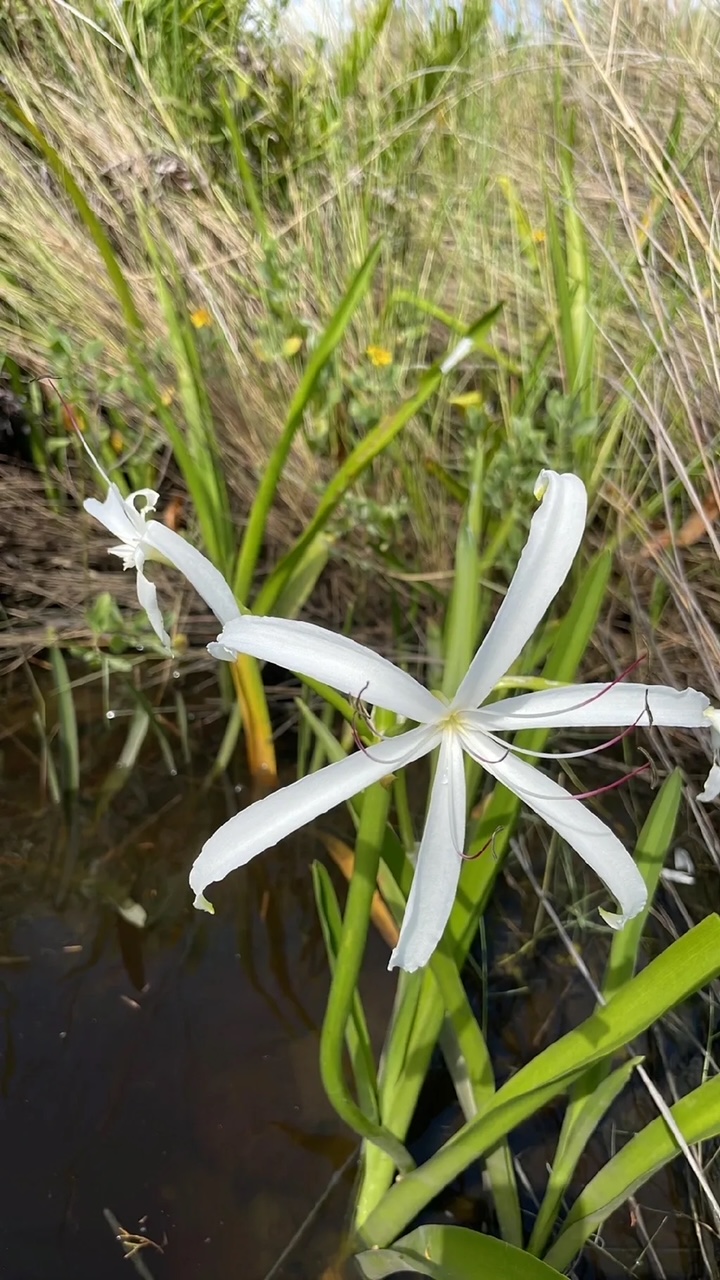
[357,1225,565,1279]
[545,1073,720,1272]
[355,916,720,1248]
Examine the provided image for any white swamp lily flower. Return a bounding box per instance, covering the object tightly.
[83,448,240,650]
[190,470,713,972]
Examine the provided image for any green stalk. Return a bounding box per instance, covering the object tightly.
[319,778,414,1172]
[48,645,80,797]
[441,435,484,698]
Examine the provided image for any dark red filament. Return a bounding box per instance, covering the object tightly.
[459,825,505,861]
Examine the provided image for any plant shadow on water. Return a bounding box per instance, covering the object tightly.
[0,689,396,1280]
[0,688,714,1280]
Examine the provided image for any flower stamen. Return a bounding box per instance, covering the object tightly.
[486,691,655,763]
[513,655,649,721]
[350,681,385,754]
[572,754,657,801]
[459,825,505,861]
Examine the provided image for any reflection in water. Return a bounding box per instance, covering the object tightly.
[0,722,375,1280]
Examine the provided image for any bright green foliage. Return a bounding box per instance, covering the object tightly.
[544,1072,720,1271]
[355,916,720,1249]
[357,1225,565,1279]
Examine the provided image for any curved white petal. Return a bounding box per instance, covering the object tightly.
[473,683,711,732]
[84,485,144,544]
[213,616,444,724]
[698,763,720,804]
[460,726,647,928]
[128,488,160,520]
[389,730,467,973]
[136,559,171,651]
[190,724,440,909]
[143,521,241,625]
[452,471,587,710]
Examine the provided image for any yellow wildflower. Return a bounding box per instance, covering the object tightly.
[190,307,212,329]
[282,335,303,357]
[366,344,393,367]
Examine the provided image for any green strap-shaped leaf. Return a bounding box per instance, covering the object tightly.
[355,915,720,1248]
[357,1225,565,1279]
[544,1072,720,1272]
[602,768,684,999]
[312,862,379,1123]
[528,1057,642,1256]
[529,771,684,1255]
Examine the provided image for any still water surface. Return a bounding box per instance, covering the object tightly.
[0,691,392,1280]
[0,687,711,1279]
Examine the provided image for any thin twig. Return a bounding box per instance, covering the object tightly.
[103,1209,159,1280]
[260,1146,359,1280]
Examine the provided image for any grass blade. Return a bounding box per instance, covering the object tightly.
[234,239,384,603]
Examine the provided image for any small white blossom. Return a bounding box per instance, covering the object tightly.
[83,451,240,650]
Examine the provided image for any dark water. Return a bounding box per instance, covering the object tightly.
[0,687,397,1280]
[0,685,714,1280]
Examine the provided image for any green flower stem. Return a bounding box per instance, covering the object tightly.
[392,770,416,855]
[320,779,415,1173]
[441,435,484,700]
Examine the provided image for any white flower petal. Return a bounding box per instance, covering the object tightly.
[460,727,647,928]
[207,642,238,663]
[143,521,241,625]
[84,485,144,544]
[453,471,587,710]
[474,683,711,731]
[213,616,444,723]
[108,542,137,571]
[698,762,720,804]
[660,846,696,886]
[136,560,172,651]
[389,730,467,973]
[190,724,440,910]
[127,488,160,522]
[440,336,474,374]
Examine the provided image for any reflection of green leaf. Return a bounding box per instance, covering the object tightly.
[357,1225,564,1279]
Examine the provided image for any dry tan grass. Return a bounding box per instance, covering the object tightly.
[1,0,720,696]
